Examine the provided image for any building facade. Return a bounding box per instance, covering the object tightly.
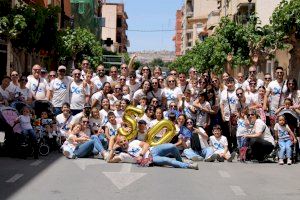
[102,2,128,53]
[180,0,218,55]
[173,9,183,57]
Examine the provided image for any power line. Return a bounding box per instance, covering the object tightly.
[103,26,194,32]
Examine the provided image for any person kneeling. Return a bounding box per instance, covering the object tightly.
[107,135,198,170]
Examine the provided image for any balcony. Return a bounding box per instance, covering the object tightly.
[236,0,256,14]
[234,14,248,24]
[207,10,220,30]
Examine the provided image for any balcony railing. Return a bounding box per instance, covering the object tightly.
[207,10,220,30]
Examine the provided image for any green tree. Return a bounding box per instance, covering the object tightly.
[149,58,164,68]
[57,27,103,69]
[270,0,300,77]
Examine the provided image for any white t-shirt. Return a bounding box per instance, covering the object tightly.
[267,80,287,113]
[106,122,120,136]
[89,117,104,132]
[133,89,147,103]
[119,140,151,163]
[242,78,264,91]
[126,81,140,97]
[18,115,33,130]
[209,135,228,153]
[195,101,211,127]
[179,82,191,93]
[197,127,210,148]
[162,87,183,106]
[56,113,73,137]
[91,76,112,91]
[182,100,196,120]
[220,89,238,121]
[70,81,90,110]
[26,76,48,100]
[0,86,11,100]
[99,109,109,125]
[245,91,259,106]
[19,87,32,101]
[251,119,275,145]
[49,77,73,107]
[147,88,163,101]
[236,118,249,137]
[70,112,84,125]
[274,123,292,141]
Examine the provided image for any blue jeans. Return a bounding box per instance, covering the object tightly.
[23,129,37,141]
[278,139,292,159]
[184,147,214,159]
[74,137,105,158]
[150,143,189,168]
[237,136,247,149]
[53,107,62,116]
[90,135,106,153]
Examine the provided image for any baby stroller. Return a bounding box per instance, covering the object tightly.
[0,106,33,158]
[32,100,54,118]
[277,109,300,163]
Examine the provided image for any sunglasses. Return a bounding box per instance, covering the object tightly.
[82,121,89,123]
[11,74,19,77]
[168,80,175,83]
[236,93,243,96]
[170,105,177,108]
[114,87,121,90]
[121,67,127,69]
[186,121,193,125]
[247,113,255,117]
[170,73,177,76]
[265,77,271,80]
[49,74,56,77]
[129,76,135,79]
[249,71,256,73]
[249,83,256,85]
[212,80,218,83]
[152,100,158,103]
[276,71,283,74]
[119,78,126,81]
[158,79,164,81]
[59,70,66,73]
[142,68,149,71]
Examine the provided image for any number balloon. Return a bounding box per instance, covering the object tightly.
[117,106,144,141]
[146,119,176,146]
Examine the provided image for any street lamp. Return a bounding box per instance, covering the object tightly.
[248,0,252,21]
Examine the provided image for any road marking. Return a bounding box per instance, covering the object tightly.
[218,170,230,178]
[6,174,24,183]
[230,185,246,196]
[121,163,131,172]
[73,159,106,170]
[103,164,146,190]
[30,160,43,166]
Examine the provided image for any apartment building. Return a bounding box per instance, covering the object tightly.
[181,0,218,55]
[102,2,129,53]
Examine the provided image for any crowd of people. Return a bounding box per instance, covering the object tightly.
[1,55,299,168]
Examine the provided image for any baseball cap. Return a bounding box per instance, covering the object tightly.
[58,65,67,71]
[84,103,91,108]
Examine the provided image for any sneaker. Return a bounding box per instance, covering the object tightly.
[217,156,225,162]
[188,163,199,170]
[191,156,204,162]
[205,154,218,162]
[103,151,109,161]
[278,159,284,165]
[182,158,193,164]
[287,158,292,165]
[94,153,104,159]
[227,152,237,162]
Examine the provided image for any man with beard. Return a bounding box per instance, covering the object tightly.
[91,65,112,91]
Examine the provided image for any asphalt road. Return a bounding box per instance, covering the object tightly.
[1,153,300,200]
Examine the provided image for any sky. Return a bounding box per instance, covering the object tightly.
[108,0,184,52]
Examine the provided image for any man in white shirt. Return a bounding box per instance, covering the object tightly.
[91,65,112,91]
[47,65,73,115]
[70,69,90,115]
[26,64,48,101]
[242,66,264,91]
[263,66,287,121]
[220,77,238,152]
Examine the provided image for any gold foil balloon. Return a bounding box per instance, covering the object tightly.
[146,119,176,146]
[117,106,144,141]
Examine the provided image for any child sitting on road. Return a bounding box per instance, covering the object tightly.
[209,124,236,162]
[274,115,297,165]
